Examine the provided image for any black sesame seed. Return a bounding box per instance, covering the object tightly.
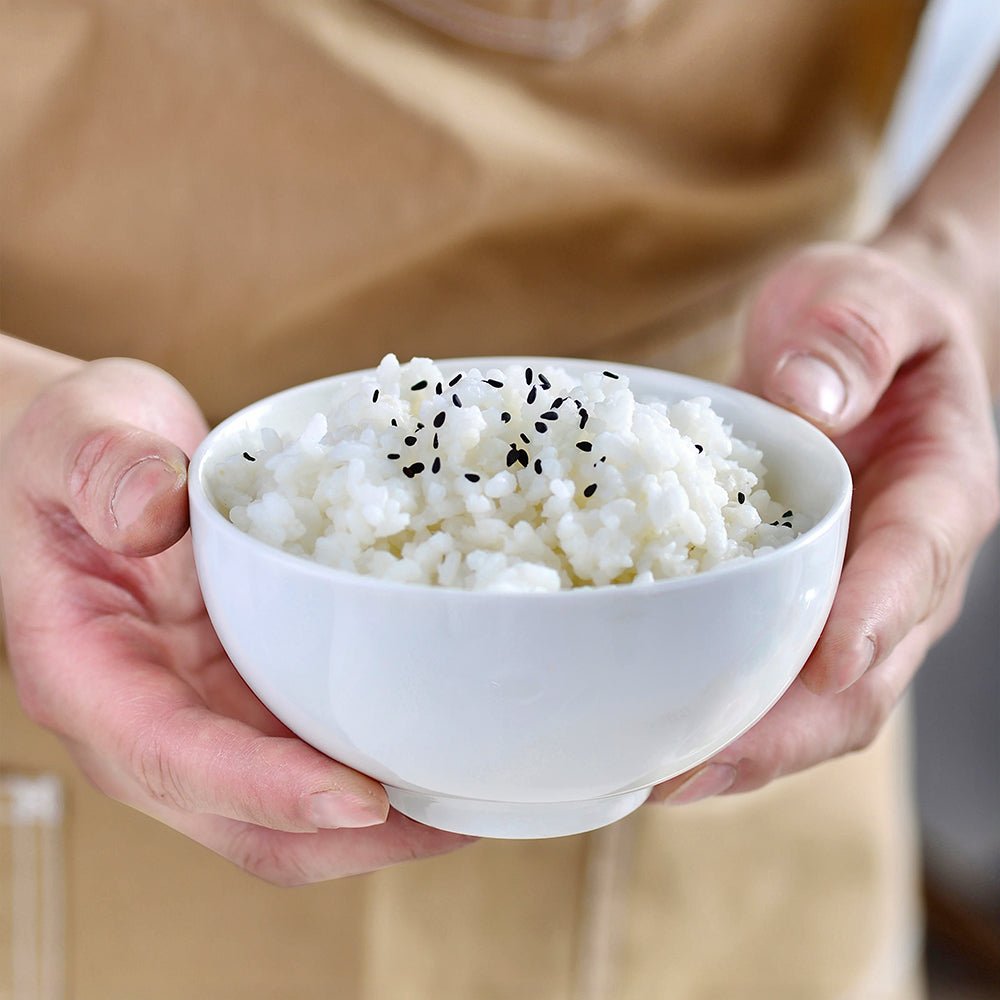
[534,421,548,434]
[391,418,398,427]
[506,450,518,468]
[449,373,463,387]
[371,389,380,403]
[242,451,256,462]
[432,457,441,474]
[770,521,779,526]
[452,394,463,408]
[534,459,543,474]
[387,453,401,460]
[416,422,424,430]
[433,411,446,428]
[527,386,537,405]
[484,378,504,388]
[600,456,607,463]
[782,521,792,528]
[433,433,439,449]
[579,409,589,429]
[572,399,582,409]
[695,444,704,454]
[553,397,565,409]
[576,441,593,452]
[520,433,531,445]
[404,435,418,446]
[738,492,746,504]
[465,473,480,483]
[517,449,529,467]
[603,371,619,380]
[538,374,551,390]
[500,411,512,424]
[403,463,425,478]
[525,367,533,385]
[783,510,793,519]
[584,483,598,498]
[411,380,428,391]
[541,411,558,421]
[435,382,443,395]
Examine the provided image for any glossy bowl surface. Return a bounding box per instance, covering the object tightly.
[189,358,851,837]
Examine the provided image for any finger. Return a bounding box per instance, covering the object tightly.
[71,737,470,884]
[13,365,196,557]
[56,639,390,833]
[66,426,190,556]
[651,624,926,804]
[131,704,390,833]
[153,807,474,887]
[800,473,974,694]
[801,344,998,694]
[736,244,956,433]
[180,644,298,738]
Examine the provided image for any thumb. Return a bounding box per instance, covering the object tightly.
[65,425,190,556]
[736,244,947,434]
[9,360,200,557]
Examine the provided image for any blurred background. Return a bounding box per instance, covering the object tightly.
[886,3,1000,996]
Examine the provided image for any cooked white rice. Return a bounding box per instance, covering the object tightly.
[209,356,802,592]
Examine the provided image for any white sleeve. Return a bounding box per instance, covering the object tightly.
[878,0,1000,207]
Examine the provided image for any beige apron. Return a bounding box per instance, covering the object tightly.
[1,2,926,997]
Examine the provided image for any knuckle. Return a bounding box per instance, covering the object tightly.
[11,673,59,731]
[21,698,55,732]
[66,427,129,505]
[808,301,895,385]
[934,586,966,636]
[76,759,124,803]
[847,680,894,754]
[229,829,314,887]
[394,839,430,866]
[724,754,776,795]
[846,718,878,755]
[127,717,191,811]
[919,523,957,621]
[18,690,58,732]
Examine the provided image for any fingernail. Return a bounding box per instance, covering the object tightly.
[833,634,878,694]
[111,458,186,530]
[772,354,846,423]
[663,763,737,805]
[308,791,388,830]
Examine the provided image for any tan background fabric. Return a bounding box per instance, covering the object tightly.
[1,1,926,997]
[1,0,920,421]
[1,659,923,1000]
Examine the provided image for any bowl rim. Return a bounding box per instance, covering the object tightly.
[189,356,852,600]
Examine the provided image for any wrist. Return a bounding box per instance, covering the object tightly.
[0,336,85,451]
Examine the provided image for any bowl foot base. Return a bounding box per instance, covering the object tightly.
[384,785,651,839]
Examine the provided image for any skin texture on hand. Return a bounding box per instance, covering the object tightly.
[652,242,999,804]
[655,69,999,805]
[0,358,472,885]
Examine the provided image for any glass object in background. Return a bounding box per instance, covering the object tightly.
[0,774,64,1000]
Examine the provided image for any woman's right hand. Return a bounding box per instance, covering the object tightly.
[0,357,472,884]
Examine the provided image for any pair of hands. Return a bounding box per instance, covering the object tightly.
[2,243,996,885]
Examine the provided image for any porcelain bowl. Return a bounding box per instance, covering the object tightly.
[188,358,851,838]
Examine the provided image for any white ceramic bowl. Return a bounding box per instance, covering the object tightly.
[189,358,851,838]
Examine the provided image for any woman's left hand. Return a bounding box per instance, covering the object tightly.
[652,241,999,805]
